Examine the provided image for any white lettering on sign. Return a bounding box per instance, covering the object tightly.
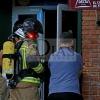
[93,1,100,8]
[98,5,100,7]
[75,0,100,8]
[78,0,90,3]
[93,4,97,7]
[75,0,92,8]
[97,1,100,7]
[93,1,96,4]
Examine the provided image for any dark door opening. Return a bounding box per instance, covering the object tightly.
[44,10,57,100]
[62,11,77,51]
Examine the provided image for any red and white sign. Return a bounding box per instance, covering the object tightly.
[68,0,100,10]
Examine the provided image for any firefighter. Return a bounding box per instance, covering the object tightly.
[8,18,45,100]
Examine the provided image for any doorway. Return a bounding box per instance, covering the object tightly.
[44,10,78,100]
[44,10,57,100]
[62,11,77,51]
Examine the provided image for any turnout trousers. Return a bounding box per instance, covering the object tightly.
[8,82,40,100]
[0,73,9,100]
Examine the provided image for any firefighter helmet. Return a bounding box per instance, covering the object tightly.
[13,19,24,33]
[13,19,25,38]
[23,18,43,34]
[8,19,25,39]
[9,18,43,40]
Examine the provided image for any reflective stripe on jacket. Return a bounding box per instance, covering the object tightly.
[19,41,41,85]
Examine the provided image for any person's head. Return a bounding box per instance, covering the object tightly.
[13,19,25,42]
[7,19,25,43]
[60,32,73,48]
[23,18,43,40]
[12,18,43,42]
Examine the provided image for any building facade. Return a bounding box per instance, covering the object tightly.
[82,10,100,100]
[0,0,100,100]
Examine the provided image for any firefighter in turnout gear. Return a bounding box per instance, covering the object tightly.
[8,18,45,100]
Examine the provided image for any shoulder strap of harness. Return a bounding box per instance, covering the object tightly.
[9,41,23,89]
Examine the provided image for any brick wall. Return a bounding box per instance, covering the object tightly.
[82,10,100,100]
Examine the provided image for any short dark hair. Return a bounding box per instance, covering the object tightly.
[60,32,73,43]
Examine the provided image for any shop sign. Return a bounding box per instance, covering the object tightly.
[68,0,100,10]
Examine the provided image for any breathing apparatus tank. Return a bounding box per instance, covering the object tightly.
[2,40,15,80]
